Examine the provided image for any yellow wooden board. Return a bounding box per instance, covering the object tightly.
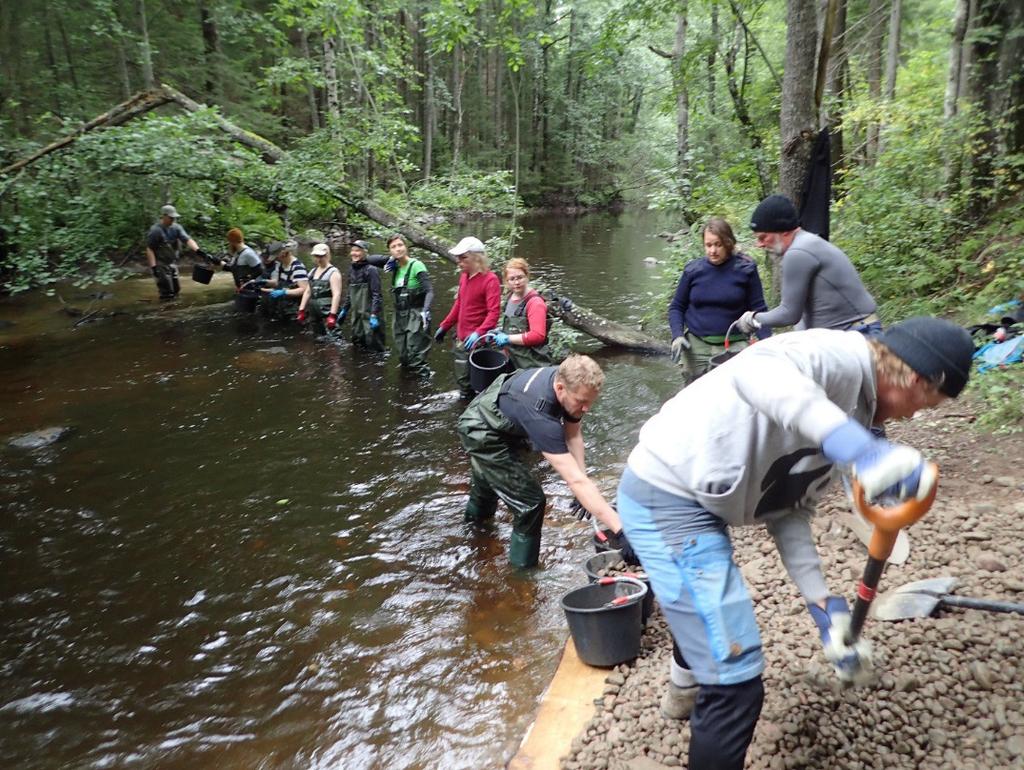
[507,637,608,770]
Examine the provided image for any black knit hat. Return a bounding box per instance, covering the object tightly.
[749,194,799,232]
[879,317,974,397]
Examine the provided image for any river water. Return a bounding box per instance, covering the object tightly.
[0,210,683,769]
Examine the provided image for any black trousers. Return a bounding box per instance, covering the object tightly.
[689,675,764,770]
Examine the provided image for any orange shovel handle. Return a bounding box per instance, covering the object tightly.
[851,462,939,561]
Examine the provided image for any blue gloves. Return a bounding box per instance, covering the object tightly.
[822,420,935,503]
[420,310,431,329]
[269,288,287,299]
[464,331,481,350]
[808,596,872,683]
[369,314,380,330]
[384,257,397,273]
[338,307,348,323]
[493,331,511,348]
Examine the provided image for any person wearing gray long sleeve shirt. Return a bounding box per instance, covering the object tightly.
[736,194,879,336]
[614,317,974,770]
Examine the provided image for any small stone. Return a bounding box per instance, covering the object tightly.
[980,475,994,484]
[977,555,1008,572]
[606,672,626,686]
[994,476,1018,488]
[970,661,993,689]
[1008,736,1024,756]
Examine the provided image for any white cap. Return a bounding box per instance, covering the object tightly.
[311,243,330,257]
[449,236,486,256]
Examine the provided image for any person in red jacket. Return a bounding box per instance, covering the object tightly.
[434,236,502,399]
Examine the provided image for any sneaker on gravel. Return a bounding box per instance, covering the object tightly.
[660,682,698,720]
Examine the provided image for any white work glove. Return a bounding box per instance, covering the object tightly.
[822,420,937,503]
[735,311,761,335]
[670,335,690,363]
[809,597,874,685]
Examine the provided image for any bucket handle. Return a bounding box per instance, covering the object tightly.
[468,331,498,351]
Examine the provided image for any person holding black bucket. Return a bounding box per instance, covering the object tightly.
[668,217,771,384]
[434,237,501,400]
[145,204,201,301]
[490,258,555,370]
[337,240,386,351]
[457,354,637,569]
[297,243,343,338]
[259,240,308,320]
[736,194,879,337]
[614,317,973,770]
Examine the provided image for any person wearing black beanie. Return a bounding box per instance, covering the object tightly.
[614,318,971,770]
[737,193,879,337]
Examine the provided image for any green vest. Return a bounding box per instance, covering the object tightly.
[501,292,554,369]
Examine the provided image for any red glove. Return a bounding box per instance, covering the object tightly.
[296,309,307,324]
[326,313,337,330]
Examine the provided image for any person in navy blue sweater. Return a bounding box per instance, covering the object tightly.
[668,217,771,383]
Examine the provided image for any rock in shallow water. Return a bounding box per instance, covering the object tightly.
[8,426,71,449]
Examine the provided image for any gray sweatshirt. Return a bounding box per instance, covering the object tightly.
[757,230,876,331]
[627,329,877,603]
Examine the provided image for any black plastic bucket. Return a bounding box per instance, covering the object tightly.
[191,263,214,285]
[584,549,655,624]
[469,347,510,393]
[234,290,259,313]
[561,576,646,667]
[708,348,740,370]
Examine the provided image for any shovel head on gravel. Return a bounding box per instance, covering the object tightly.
[870,577,1024,621]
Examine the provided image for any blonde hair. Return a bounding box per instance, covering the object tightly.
[556,354,605,391]
[504,258,530,279]
[869,339,943,393]
[463,251,489,272]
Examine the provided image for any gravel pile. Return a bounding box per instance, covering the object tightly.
[561,408,1024,770]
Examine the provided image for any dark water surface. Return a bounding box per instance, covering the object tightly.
[0,210,683,769]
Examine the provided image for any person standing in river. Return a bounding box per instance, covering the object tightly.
[490,258,554,370]
[258,240,308,321]
[668,217,771,384]
[338,240,386,351]
[223,228,263,288]
[382,234,433,377]
[297,243,343,338]
[145,204,200,301]
[457,354,636,568]
[434,237,501,400]
[736,195,880,337]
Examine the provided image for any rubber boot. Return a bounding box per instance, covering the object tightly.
[508,531,541,568]
[464,493,497,524]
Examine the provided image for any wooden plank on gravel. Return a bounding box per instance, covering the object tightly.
[507,637,607,770]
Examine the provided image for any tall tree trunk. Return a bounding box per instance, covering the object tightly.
[322,35,340,131]
[299,28,320,130]
[944,0,969,120]
[423,52,435,180]
[962,0,1002,218]
[199,0,221,100]
[137,0,155,90]
[864,0,885,164]
[451,43,464,169]
[779,0,819,204]
[998,0,1024,160]
[884,0,901,100]
[56,12,79,93]
[724,21,772,197]
[674,2,690,201]
[707,1,718,119]
[826,0,848,188]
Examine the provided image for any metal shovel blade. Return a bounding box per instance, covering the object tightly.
[870,577,961,621]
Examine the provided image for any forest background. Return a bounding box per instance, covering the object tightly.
[0,0,1021,422]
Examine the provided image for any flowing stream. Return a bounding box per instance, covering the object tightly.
[0,209,684,769]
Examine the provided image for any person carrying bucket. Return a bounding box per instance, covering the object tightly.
[144,204,201,301]
[434,237,501,400]
[297,243,343,338]
[489,258,555,370]
[614,317,974,770]
[668,217,771,384]
[456,354,636,569]
[223,228,263,288]
[338,240,385,351]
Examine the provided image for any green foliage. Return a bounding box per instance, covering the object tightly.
[969,367,1024,436]
[407,170,522,216]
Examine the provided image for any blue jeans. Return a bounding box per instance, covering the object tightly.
[617,468,764,685]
